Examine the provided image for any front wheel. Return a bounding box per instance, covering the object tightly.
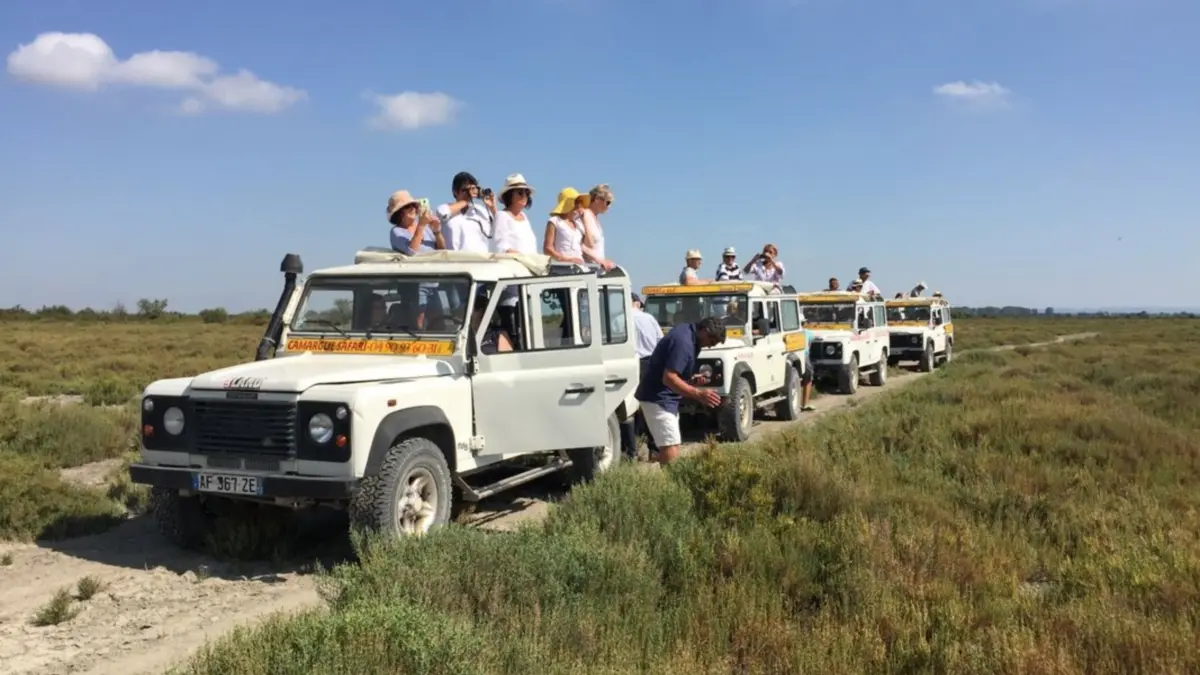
[150,487,214,550]
[350,437,453,538]
[717,376,754,442]
[868,353,888,386]
[919,343,935,372]
[943,340,954,364]
[774,365,801,421]
[837,355,860,395]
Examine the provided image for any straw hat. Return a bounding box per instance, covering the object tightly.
[685,249,703,261]
[551,187,590,216]
[499,173,535,197]
[386,190,418,221]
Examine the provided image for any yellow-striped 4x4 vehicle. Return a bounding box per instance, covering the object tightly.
[640,281,809,442]
[798,290,890,394]
[885,294,954,371]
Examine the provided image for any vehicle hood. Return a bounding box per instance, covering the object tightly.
[809,330,853,342]
[188,354,454,393]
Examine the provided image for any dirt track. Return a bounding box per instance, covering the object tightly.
[0,333,1097,675]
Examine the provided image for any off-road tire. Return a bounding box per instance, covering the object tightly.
[349,437,452,538]
[568,413,623,484]
[919,342,935,372]
[717,376,754,442]
[943,340,954,364]
[150,487,213,550]
[774,364,802,421]
[837,355,860,395]
[869,352,888,386]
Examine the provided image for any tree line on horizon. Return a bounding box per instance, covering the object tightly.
[0,300,1195,324]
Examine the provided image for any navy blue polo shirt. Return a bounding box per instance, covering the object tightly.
[635,322,701,413]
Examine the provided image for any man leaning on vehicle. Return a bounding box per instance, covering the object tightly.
[635,316,726,465]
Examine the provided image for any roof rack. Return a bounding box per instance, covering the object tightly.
[354,248,551,275]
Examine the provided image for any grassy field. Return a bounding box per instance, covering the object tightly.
[166,319,1200,674]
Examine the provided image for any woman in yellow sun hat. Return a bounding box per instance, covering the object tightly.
[542,187,589,264]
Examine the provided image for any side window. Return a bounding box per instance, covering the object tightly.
[601,286,629,344]
[781,300,801,331]
[577,288,592,346]
[875,305,886,327]
[945,307,952,323]
[859,306,874,329]
[538,287,570,349]
[767,301,781,332]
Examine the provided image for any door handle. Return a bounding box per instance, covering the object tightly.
[604,377,628,385]
[564,386,595,394]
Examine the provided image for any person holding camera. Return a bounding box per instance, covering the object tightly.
[744,244,785,284]
[436,171,496,253]
[387,190,444,254]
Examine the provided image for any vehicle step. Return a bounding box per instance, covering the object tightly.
[453,457,572,502]
[754,394,786,408]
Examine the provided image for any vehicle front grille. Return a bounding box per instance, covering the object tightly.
[890,334,923,349]
[193,400,297,457]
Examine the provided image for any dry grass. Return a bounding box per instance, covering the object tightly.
[178,319,1200,674]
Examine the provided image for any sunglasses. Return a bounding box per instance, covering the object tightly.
[510,188,531,199]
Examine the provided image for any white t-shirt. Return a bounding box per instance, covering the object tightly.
[859,279,882,296]
[679,266,698,284]
[547,216,584,260]
[748,259,786,283]
[493,210,537,255]
[436,202,493,253]
[579,209,606,262]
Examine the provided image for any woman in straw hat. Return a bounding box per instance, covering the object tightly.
[492,173,537,255]
[387,189,444,255]
[543,187,589,264]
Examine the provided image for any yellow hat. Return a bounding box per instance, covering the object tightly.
[551,187,590,216]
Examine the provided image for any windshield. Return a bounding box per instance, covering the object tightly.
[802,304,856,323]
[290,276,471,336]
[643,293,748,330]
[887,306,930,322]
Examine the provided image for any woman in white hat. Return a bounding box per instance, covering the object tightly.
[543,187,588,264]
[492,173,537,256]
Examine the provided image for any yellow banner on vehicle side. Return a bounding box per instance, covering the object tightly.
[726,327,745,339]
[890,321,927,327]
[285,338,455,356]
[784,332,807,352]
[944,324,954,334]
[805,322,851,331]
[642,283,754,296]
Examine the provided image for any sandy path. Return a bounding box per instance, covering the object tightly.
[0,332,1096,675]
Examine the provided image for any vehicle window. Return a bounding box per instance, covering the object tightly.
[875,305,886,327]
[886,305,930,322]
[781,300,801,331]
[644,293,748,331]
[291,276,470,336]
[577,288,592,346]
[859,306,874,329]
[529,284,588,350]
[601,286,628,344]
[944,307,952,322]
[801,304,856,323]
[767,302,781,332]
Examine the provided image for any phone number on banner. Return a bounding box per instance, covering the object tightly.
[285,338,455,356]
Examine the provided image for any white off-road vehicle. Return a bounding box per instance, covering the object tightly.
[886,295,955,371]
[129,249,639,546]
[799,291,890,394]
[640,281,809,442]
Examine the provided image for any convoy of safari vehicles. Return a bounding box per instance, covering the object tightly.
[128,248,954,547]
[638,281,810,442]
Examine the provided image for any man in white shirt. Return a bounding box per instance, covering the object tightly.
[854,267,883,297]
[436,171,496,254]
[622,293,664,459]
[715,247,742,281]
[679,249,710,285]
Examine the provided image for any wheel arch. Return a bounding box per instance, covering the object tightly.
[365,406,456,477]
[731,361,757,393]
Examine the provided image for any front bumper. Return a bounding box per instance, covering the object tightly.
[129,464,358,500]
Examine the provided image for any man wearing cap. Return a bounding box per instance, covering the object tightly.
[679,250,711,286]
[853,267,882,297]
[635,316,726,464]
[619,292,664,459]
[909,281,927,298]
[436,171,496,254]
[715,247,742,281]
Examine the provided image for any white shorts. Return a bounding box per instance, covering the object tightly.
[639,401,682,448]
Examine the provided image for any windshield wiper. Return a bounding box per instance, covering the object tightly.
[304,319,349,338]
[367,323,420,340]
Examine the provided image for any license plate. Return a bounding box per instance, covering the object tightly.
[192,473,262,496]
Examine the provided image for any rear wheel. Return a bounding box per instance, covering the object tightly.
[775,365,801,420]
[718,376,754,442]
[837,355,860,395]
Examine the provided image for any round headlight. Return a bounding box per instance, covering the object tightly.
[142,398,154,412]
[308,413,334,444]
[163,407,185,435]
[698,364,714,378]
[335,406,349,421]
[824,344,836,356]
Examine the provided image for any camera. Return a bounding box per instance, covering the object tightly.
[480,187,493,198]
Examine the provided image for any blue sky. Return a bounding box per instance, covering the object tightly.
[1,0,1197,312]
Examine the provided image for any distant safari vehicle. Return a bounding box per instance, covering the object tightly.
[798,290,889,394]
[640,281,809,441]
[885,294,954,371]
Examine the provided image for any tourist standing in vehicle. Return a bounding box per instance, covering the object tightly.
[621,292,663,460]
[853,267,882,297]
[825,278,840,291]
[491,174,537,342]
[388,190,445,254]
[635,316,726,464]
[715,247,742,281]
[909,281,927,297]
[543,187,589,264]
[436,171,495,254]
[580,184,615,271]
[744,244,785,284]
[679,249,711,285]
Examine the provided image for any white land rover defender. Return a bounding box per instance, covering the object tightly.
[799,291,890,394]
[885,295,954,371]
[129,249,640,546]
[640,281,809,442]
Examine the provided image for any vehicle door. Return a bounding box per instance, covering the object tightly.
[596,282,638,418]
[871,304,888,361]
[779,298,807,375]
[931,306,947,351]
[470,276,607,458]
[751,299,785,390]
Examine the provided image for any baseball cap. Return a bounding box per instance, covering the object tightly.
[630,292,642,304]
[859,266,871,275]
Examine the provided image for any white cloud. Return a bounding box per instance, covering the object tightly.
[368,91,462,131]
[933,80,1012,106]
[6,32,305,114]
